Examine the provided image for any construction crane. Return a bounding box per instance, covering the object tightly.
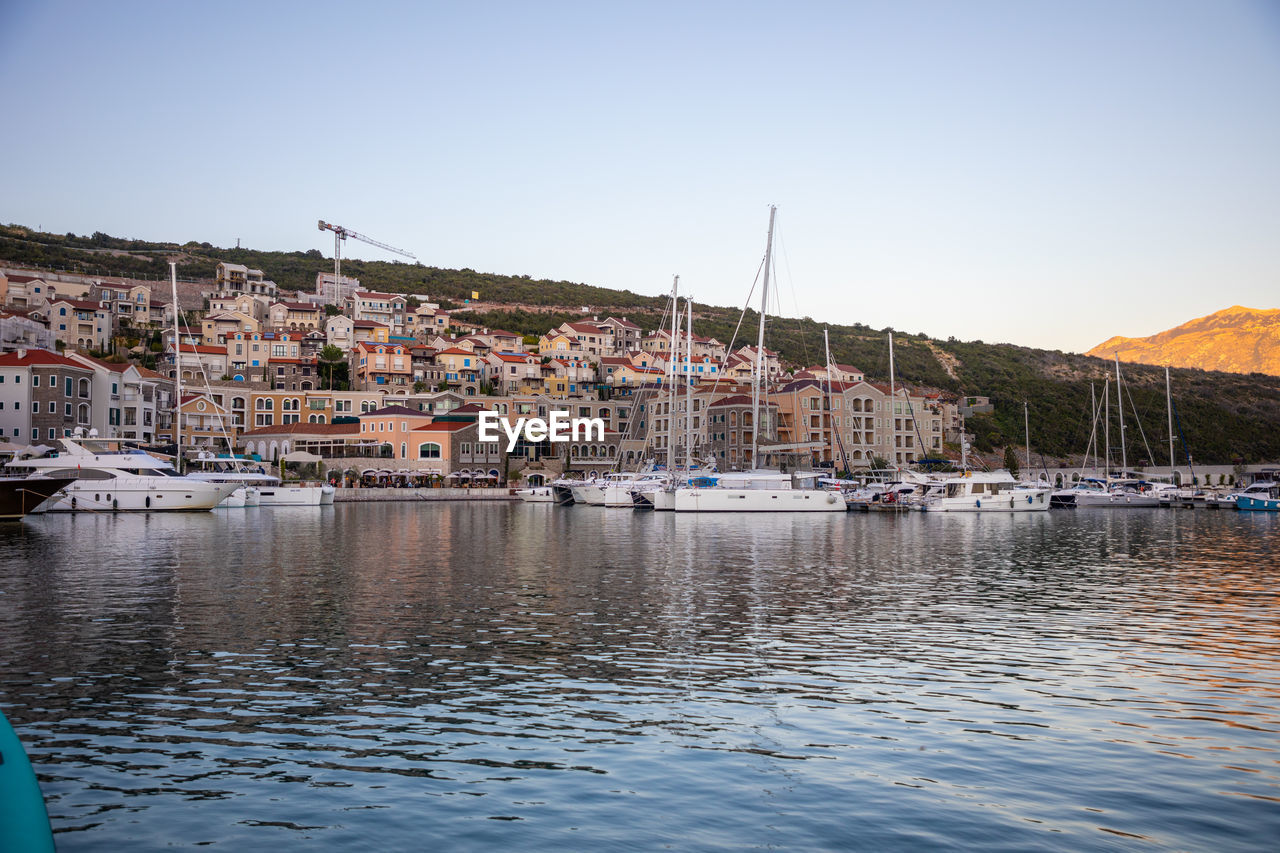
[317,219,417,295]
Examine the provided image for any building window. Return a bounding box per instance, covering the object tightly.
[418,443,441,458]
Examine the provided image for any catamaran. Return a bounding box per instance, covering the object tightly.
[672,207,843,513]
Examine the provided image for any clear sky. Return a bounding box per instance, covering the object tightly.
[3,1,1278,353]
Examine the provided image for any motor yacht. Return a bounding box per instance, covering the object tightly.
[919,470,1050,513]
[6,437,238,512]
[185,455,335,506]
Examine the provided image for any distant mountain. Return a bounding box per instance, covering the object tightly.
[1087,306,1280,377]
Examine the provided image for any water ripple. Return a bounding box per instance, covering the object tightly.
[1,506,1278,850]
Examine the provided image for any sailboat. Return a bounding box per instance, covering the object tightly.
[672,207,843,513]
[1071,357,1171,508]
[632,288,716,509]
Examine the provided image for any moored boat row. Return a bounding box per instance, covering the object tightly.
[2,437,335,517]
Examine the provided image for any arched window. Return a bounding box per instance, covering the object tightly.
[78,378,91,398]
[418,443,441,459]
[77,403,90,423]
[256,398,273,411]
[231,397,245,410]
[401,442,407,458]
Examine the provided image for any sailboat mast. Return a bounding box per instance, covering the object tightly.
[685,297,694,471]
[1090,382,1097,477]
[1166,366,1176,482]
[666,275,679,469]
[888,332,896,469]
[170,261,183,474]
[1103,376,1111,475]
[1024,401,1030,476]
[823,328,833,468]
[1115,355,1127,473]
[751,205,776,469]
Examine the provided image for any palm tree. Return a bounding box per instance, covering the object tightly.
[319,344,344,391]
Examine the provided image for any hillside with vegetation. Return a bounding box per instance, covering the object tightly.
[4,223,1279,465]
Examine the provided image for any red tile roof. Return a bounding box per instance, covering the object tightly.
[67,353,127,373]
[53,298,105,311]
[364,404,427,417]
[0,349,87,368]
[412,420,474,433]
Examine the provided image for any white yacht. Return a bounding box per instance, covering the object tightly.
[6,437,239,512]
[673,470,845,512]
[602,472,666,507]
[1074,479,1168,508]
[919,471,1051,513]
[631,470,711,510]
[1217,479,1280,510]
[569,479,606,506]
[1050,478,1110,508]
[185,455,335,506]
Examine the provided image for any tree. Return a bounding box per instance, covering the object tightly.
[319,344,344,391]
[1003,446,1020,480]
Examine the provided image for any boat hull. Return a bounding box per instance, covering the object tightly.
[571,485,606,506]
[217,487,261,508]
[0,477,76,519]
[1236,495,1280,512]
[923,489,1051,512]
[38,478,238,512]
[257,485,333,507]
[673,487,844,512]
